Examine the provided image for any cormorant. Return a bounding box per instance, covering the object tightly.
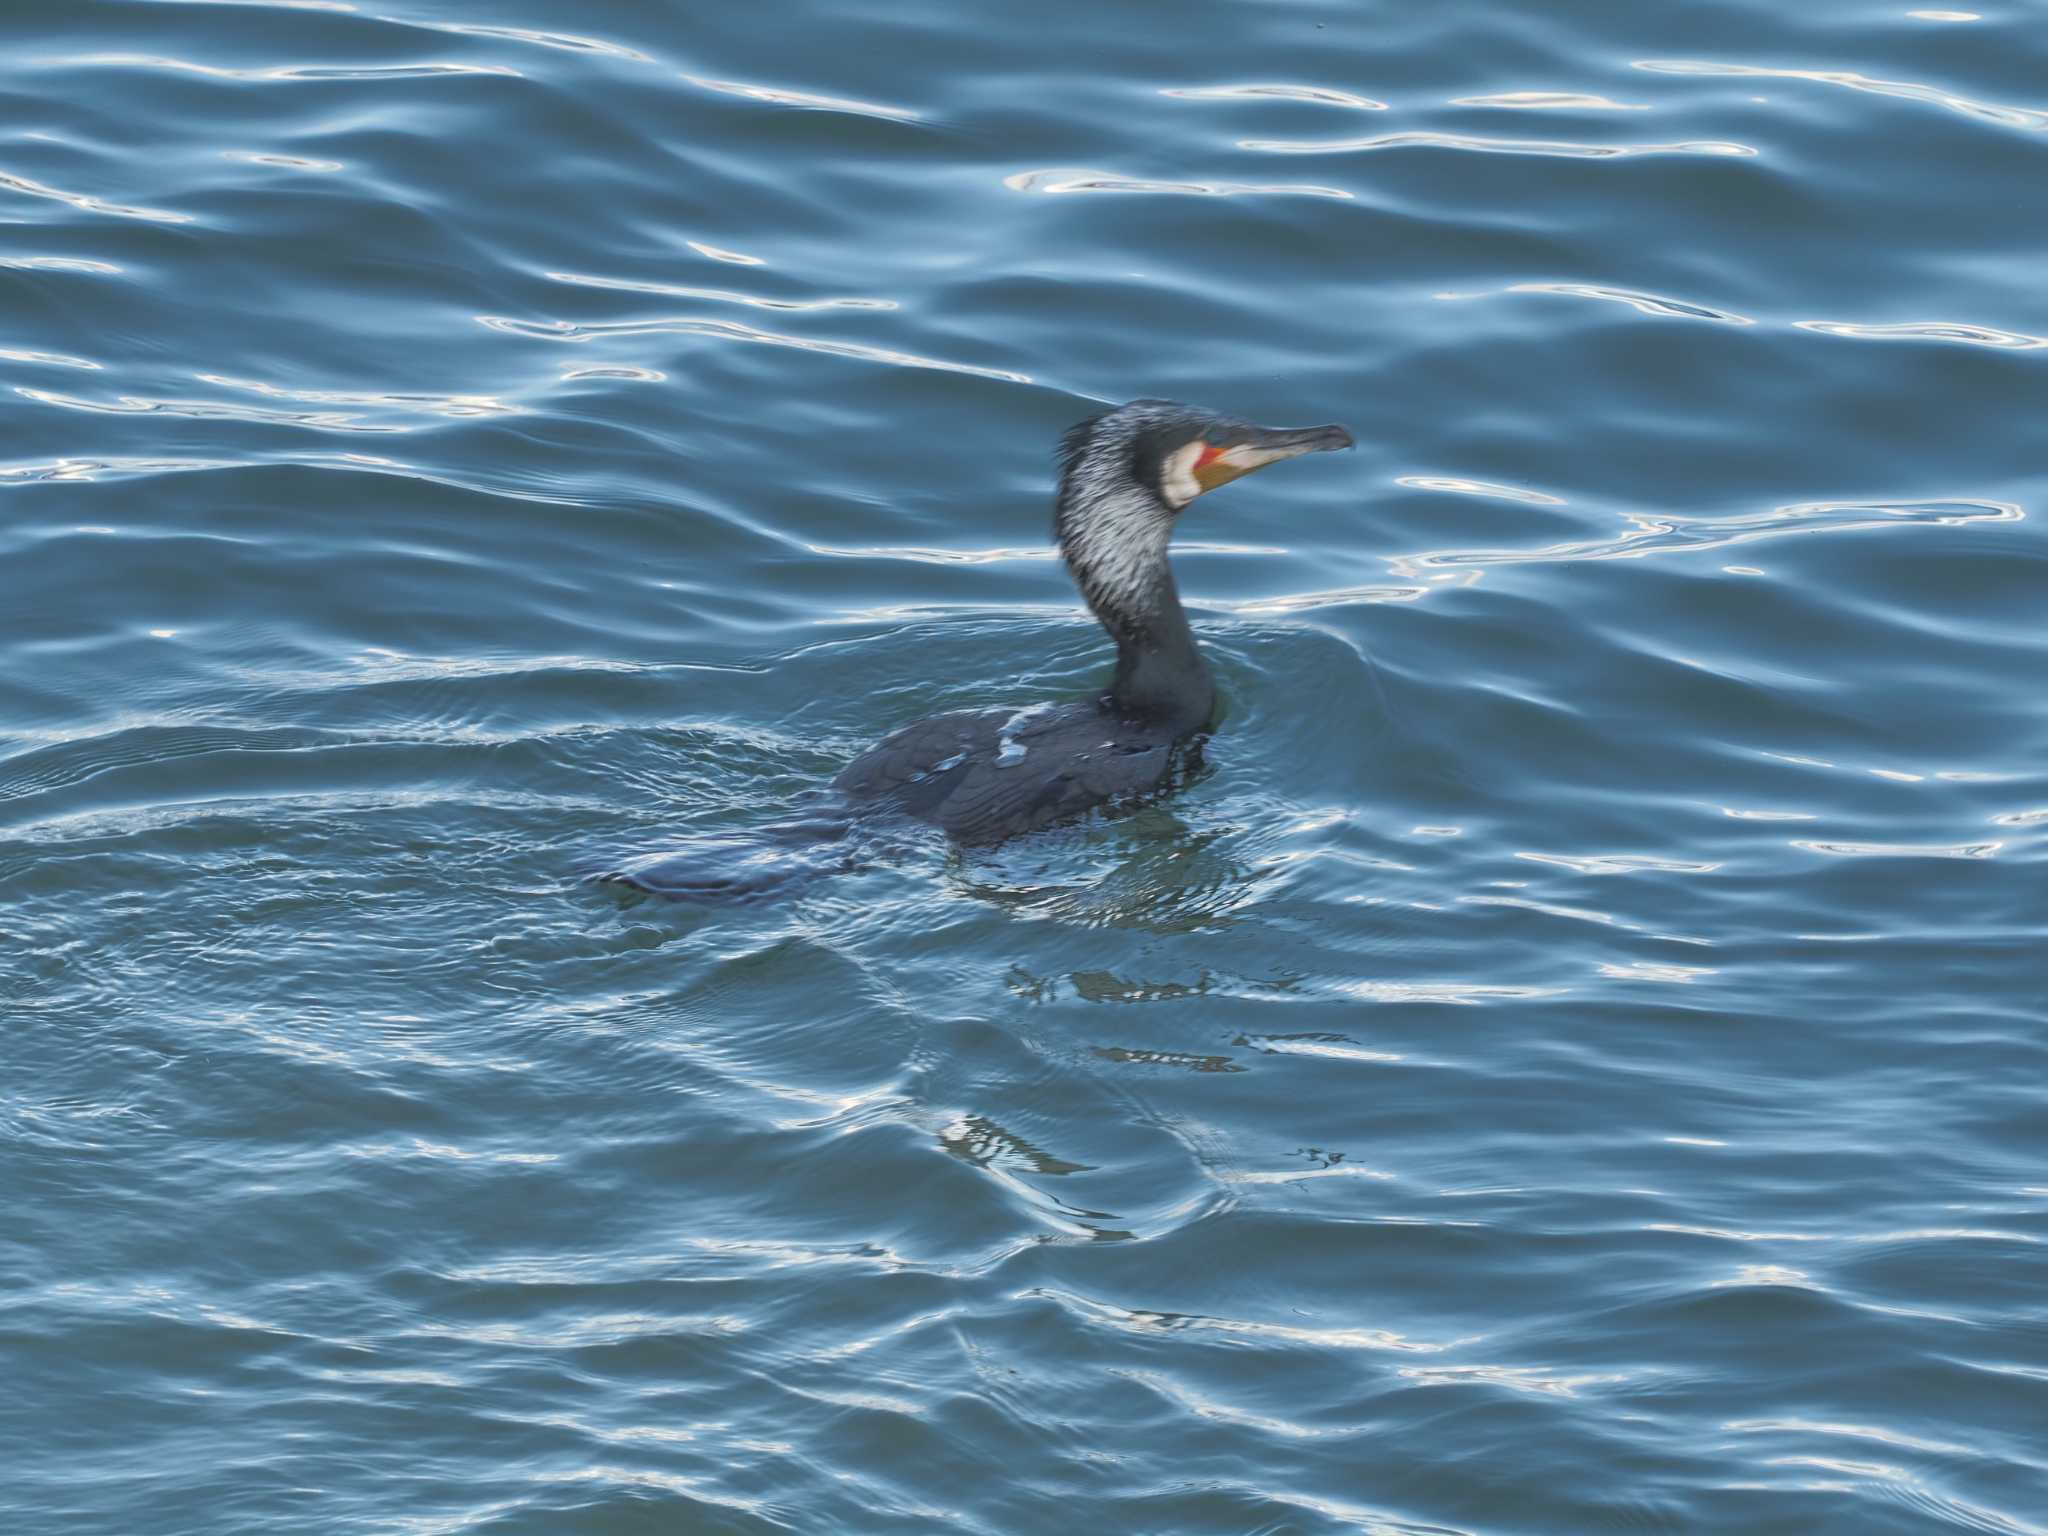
[606,399,1352,898]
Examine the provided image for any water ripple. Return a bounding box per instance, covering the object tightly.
[222,149,345,172]
[142,0,357,9]
[545,269,894,312]
[0,451,415,486]
[1636,58,2048,133]
[1792,839,2003,860]
[18,386,415,434]
[1240,131,1756,158]
[1031,1287,1448,1353]
[560,363,665,382]
[1499,281,1753,323]
[1344,979,1567,1005]
[0,254,124,274]
[195,374,514,418]
[1794,318,2046,350]
[1516,851,1720,875]
[1163,82,1388,110]
[1599,960,1718,983]
[1226,582,1429,613]
[1,454,243,484]
[0,167,189,224]
[1728,1417,1978,1459]
[1003,168,1351,198]
[1397,475,1567,505]
[1990,808,2048,828]
[685,240,764,266]
[69,52,521,81]
[476,313,1030,382]
[1396,1362,1630,1399]
[402,20,653,60]
[1462,892,1639,931]
[684,75,920,122]
[1449,284,2048,351]
[1391,497,2024,574]
[0,346,100,370]
[1452,91,1649,111]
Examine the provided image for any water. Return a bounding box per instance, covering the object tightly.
[4,1,2045,1531]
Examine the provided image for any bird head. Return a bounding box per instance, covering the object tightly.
[1059,398,1354,520]
[1052,398,1353,645]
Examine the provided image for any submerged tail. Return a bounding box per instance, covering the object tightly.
[591,810,857,904]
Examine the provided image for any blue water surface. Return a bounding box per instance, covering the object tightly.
[4,1,2046,1532]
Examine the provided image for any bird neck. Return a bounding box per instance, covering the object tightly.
[1109,576,1214,731]
[1057,479,1215,732]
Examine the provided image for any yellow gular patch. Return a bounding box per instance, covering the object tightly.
[1192,440,1249,493]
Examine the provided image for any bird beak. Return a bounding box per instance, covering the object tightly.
[1193,422,1354,493]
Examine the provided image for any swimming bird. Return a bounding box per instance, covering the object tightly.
[607,399,1352,897]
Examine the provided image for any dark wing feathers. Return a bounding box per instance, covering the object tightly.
[832,702,1177,843]
[831,710,986,801]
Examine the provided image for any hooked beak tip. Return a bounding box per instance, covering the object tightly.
[1261,423,1354,455]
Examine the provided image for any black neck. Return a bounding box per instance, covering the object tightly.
[1108,573,1214,730]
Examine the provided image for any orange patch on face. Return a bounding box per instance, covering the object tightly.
[1194,441,1227,469]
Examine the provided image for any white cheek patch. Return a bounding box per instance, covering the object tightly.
[1159,440,1205,509]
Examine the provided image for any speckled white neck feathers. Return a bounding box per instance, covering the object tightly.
[1054,409,1214,728]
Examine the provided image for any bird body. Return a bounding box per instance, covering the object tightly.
[832,698,1186,845]
[607,399,1351,897]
